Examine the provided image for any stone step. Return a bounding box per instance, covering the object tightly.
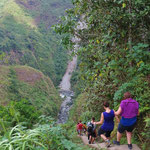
[80,135,141,150]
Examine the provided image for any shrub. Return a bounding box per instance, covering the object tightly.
[0,119,82,150]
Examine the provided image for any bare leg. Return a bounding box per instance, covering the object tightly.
[91,137,95,144]
[101,134,111,147]
[107,137,110,140]
[126,131,132,144]
[101,134,107,141]
[89,135,92,144]
[79,130,81,136]
[117,131,122,142]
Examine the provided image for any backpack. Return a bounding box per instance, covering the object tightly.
[87,122,94,133]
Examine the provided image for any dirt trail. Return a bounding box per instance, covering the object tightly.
[80,135,141,150]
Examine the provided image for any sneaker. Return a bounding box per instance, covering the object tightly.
[128,144,132,149]
[105,140,111,147]
[113,141,120,145]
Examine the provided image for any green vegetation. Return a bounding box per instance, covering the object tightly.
[1,0,149,149]
[54,0,150,149]
[0,0,95,149]
[0,65,89,149]
[0,1,92,149]
[0,115,93,150]
[0,99,41,133]
[0,0,71,85]
[0,65,61,117]
[0,65,93,149]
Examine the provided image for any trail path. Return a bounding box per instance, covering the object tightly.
[80,135,141,150]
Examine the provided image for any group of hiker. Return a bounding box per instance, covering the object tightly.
[76,92,139,150]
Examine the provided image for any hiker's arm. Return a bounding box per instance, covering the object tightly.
[95,113,104,125]
[113,110,120,122]
[115,106,122,116]
[137,110,140,116]
[115,115,120,123]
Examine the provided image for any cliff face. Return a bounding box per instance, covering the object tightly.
[0,65,61,117]
[0,0,71,85]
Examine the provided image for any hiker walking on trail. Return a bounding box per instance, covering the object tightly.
[77,120,83,136]
[83,123,87,134]
[87,117,96,144]
[95,101,118,148]
[113,92,139,150]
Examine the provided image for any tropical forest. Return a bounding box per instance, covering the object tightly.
[0,0,149,150]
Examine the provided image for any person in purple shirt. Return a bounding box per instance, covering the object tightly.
[113,92,139,150]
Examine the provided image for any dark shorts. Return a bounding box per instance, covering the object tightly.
[88,131,96,138]
[98,128,112,137]
[118,122,136,133]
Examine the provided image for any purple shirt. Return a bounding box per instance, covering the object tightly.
[120,98,139,118]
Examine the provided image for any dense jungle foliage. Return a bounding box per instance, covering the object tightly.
[0,65,61,117]
[0,0,72,85]
[0,113,92,150]
[54,0,150,149]
[0,1,94,149]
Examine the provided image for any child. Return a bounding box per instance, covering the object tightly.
[83,123,87,134]
[78,120,83,136]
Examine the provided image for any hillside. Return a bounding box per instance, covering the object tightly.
[0,65,61,117]
[0,0,72,85]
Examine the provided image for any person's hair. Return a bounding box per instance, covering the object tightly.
[123,92,132,99]
[103,101,109,107]
[92,117,95,121]
[79,120,81,123]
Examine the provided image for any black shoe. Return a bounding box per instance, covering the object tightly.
[128,144,132,149]
[113,141,120,145]
[89,140,91,144]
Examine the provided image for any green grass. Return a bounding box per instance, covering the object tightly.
[0,65,61,117]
